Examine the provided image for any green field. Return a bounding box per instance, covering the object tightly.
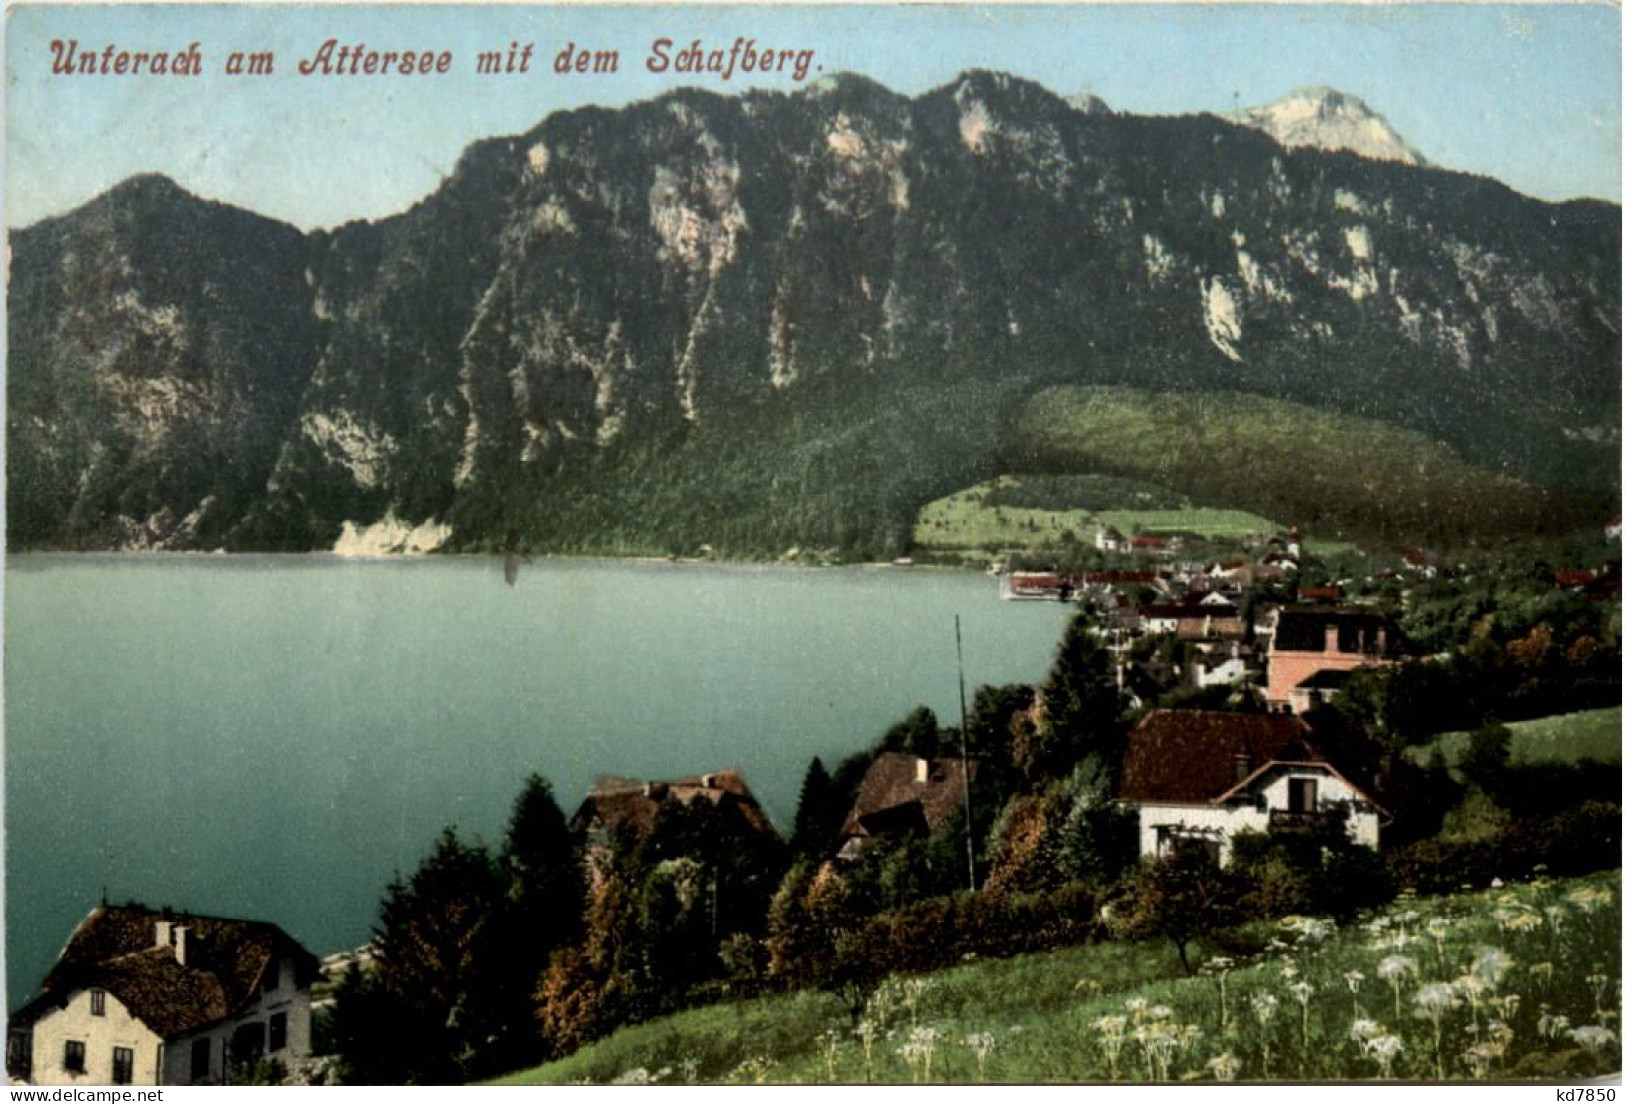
[1407,708,1622,771]
[913,478,1095,553]
[493,870,1620,1084]
[911,475,1279,558]
[1093,509,1278,540]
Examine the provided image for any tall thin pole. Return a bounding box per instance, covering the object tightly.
[955,615,976,892]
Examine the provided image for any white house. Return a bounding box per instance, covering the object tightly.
[1117,709,1384,865]
[7,906,319,1086]
[1096,526,1131,554]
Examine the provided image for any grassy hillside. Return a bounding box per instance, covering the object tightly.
[493,869,1620,1084]
[1406,708,1622,771]
[911,475,1279,560]
[1004,386,1607,548]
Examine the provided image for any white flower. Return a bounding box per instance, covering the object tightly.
[1250,992,1279,1025]
[1206,1052,1240,1081]
[1463,1043,1498,1075]
[1350,1018,1384,1047]
[1538,1010,1571,1040]
[1345,970,1366,993]
[1471,948,1513,988]
[1368,1034,1403,1061]
[1377,954,1418,982]
[1414,983,1459,1018]
[1569,1025,1618,1056]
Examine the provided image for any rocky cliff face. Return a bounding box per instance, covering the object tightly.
[9,71,1619,554]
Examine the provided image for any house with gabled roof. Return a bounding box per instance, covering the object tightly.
[7,905,318,1086]
[1117,710,1384,865]
[836,752,976,860]
[570,768,780,882]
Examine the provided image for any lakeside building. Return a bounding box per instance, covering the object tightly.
[7,905,318,1086]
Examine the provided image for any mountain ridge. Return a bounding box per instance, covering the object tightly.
[8,70,1619,555]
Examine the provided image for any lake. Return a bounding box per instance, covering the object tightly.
[4,555,1071,1008]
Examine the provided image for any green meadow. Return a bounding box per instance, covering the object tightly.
[1407,708,1622,772]
[494,869,1620,1084]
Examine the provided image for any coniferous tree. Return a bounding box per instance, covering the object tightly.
[331,827,507,1084]
[495,773,584,1066]
[1023,609,1125,786]
[790,756,842,859]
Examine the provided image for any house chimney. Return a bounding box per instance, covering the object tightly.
[1233,753,1252,783]
[154,920,172,950]
[173,925,189,967]
[915,757,930,785]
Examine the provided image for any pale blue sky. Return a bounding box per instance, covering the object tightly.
[6,3,1620,230]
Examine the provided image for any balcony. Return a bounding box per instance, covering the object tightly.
[1269,809,1334,831]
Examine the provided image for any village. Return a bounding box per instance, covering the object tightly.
[8,517,1619,1086]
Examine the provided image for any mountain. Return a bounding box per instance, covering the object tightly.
[1237,86,1428,167]
[8,71,1619,556]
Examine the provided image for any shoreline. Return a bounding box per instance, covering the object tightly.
[2,548,983,575]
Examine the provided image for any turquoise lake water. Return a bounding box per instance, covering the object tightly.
[4,555,1071,1008]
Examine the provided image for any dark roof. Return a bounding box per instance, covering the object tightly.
[1272,608,1402,656]
[1120,710,1386,811]
[572,768,779,843]
[841,752,976,839]
[1296,668,1354,690]
[1118,710,1312,804]
[14,906,316,1038]
[1083,570,1158,584]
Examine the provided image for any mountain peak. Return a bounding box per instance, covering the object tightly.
[1237,86,1427,167]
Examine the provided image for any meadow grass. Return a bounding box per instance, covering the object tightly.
[493,870,1620,1084]
[912,480,1094,552]
[1093,508,1278,540]
[911,476,1279,555]
[1406,708,1622,771]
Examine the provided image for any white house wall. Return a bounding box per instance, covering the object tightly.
[24,990,162,1086]
[1254,768,1381,848]
[1133,766,1380,863]
[164,959,313,1085]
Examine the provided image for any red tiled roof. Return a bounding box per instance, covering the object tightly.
[573,768,779,843]
[841,752,976,839]
[16,906,316,1039]
[1118,710,1312,804]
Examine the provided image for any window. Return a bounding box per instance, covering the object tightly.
[8,1031,33,1081]
[90,989,106,1016]
[268,1012,287,1053]
[190,1038,211,1081]
[112,1046,134,1085]
[1288,777,1319,814]
[63,1040,86,1073]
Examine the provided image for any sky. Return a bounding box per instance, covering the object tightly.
[5,2,1621,231]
